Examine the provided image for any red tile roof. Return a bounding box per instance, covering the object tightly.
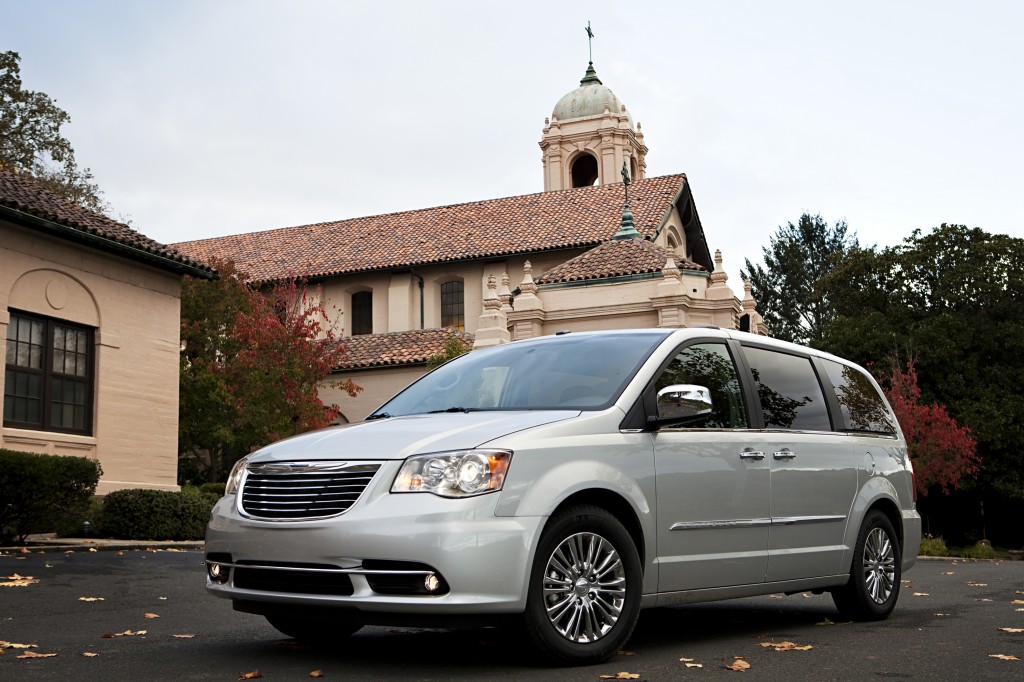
[338,328,474,370]
[0,167,213,278]
[173,174,688,282]
[536,237,705,284]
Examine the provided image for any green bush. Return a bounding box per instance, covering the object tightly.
[961,541,997,560]
[0,449,102,544]
[98,488,219,540]
[918,535,950,557]
[53,497,105,538]
[200,482,226,497]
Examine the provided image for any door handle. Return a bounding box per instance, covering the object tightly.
[773,450,797,460]
[739,450,766,461]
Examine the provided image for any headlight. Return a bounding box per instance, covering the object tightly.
[391,450,512,498]
[225,456,251,495]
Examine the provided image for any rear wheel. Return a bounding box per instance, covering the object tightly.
[265,616,362,643]
[522,505,642,665]
[831,510,901,620]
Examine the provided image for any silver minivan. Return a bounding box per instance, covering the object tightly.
[205,328,921,664]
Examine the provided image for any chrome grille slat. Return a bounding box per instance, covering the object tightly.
[240,461,381,520]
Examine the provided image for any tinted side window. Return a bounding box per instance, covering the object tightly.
[743,346,831,431]
[822,360,897,435]
[655,343,747,428]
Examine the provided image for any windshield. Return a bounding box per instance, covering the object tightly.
[373,331,669,417]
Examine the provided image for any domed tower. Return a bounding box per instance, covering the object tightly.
[540,60,648,191]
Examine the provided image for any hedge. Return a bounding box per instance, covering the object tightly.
[98,488,220,540]
[0,448,102,544]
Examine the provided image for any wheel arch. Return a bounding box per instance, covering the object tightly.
[547,489,647,569]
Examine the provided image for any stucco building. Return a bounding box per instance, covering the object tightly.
[176,61,765,421]
[1,168,213,493]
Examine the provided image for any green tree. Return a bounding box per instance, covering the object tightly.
[742,213,860,345]
[425,334,472,370]
[0,50,106,212]
[179,259,360,483]
[818,225,1024,504]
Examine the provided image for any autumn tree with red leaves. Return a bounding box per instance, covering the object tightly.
[179,259,359,483]
[880,360,979,498]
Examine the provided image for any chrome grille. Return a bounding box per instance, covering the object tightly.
[240,461,381,520]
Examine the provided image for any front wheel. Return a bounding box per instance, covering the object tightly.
[831,510,902,621]
[522,505,642,665]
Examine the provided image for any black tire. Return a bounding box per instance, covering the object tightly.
[265,615,362,642]
[522,505,643,665]
[831,510,902,621]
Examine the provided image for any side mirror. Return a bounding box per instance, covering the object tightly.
[653,384,713,426]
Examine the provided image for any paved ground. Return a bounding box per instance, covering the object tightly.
[0,547,1021,680]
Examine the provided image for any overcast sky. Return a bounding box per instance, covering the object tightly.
[4,1,1022,287]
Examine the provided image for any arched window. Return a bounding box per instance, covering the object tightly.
[351,291,372,336]
[570,154,599,187]
[440,281,464,331]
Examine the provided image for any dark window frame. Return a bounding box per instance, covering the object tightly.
[440,280,464,331]
[351,291,372,336]
[4,310,94,435]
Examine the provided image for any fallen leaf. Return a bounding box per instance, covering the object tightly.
[309,672,325,679]
[17,650,57,659]
[79,597,105,602]
[967,581,988,587]
[758,641,813,651]
[767,594,783,599]
[913,592,930,596]
[19,547,31,554]
[83,652,99,657]
[1012,600,1024,605]
[989,654,1020,661]
[724,657,751,671]
[103,630,147,638]
[599,674,640,680]
[159,596,168,600]
[64,550,74,554]
[617,650,637,656]
[933,613,951,617]
[88,548,98,553]
[998,628,1024,633]
[1,573,40,587]
[116,551,125,556]
[144,613,160,619]
[172,634,197,639]
[943,572,955,575]
[239,671,263,680]
[1016,608,1024,612]
[0,641,38,649]
[978,598,994,602]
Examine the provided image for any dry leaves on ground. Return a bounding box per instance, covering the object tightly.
[172,634,197,639]
[599,673,640,680]
[679,657,703,668]
[933,613,951,617]
[759,641,813,651]
[724,657,751,672]
[239,671,263,680]
[309,671,325,678]
[144,613,160,619]
[998,628,1024,633]
[1012,600,1024,605]
[79,597,104,602]
[967,581,988,587]
[1,641,37,650]
[101,630,147,638]
[1,573,39,587]
[83,652,99,657]
[16,647,58,659]
[912,592,930,596]
[989,654,1020,661]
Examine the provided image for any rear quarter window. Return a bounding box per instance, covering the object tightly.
[821,360,897,436]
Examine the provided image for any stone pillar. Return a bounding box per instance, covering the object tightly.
[507,260,545,340]
[473,275,510,348]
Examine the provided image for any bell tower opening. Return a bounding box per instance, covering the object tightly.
[571,154,599,187]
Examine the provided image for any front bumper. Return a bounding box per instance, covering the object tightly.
[205,486,544,616]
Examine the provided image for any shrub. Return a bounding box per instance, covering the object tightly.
[98,488,219,540]
[961,541,997,560]
[918,535,950,557]
[0,449,102,544]
[200,482,226,497]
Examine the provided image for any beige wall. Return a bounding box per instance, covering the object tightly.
[320,366,425,423]
[1,221,183,494]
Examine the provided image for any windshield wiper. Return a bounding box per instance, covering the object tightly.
[427,407,481,414]
[365,412,392,420]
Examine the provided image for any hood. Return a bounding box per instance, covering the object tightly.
[247,411,580,462]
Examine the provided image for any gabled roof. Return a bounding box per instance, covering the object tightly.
[173,174,691,282]
[536,237,705,285]
[0,167,214,279]
[338,328,474,370]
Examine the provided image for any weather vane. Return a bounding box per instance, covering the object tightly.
[586,21,594,63]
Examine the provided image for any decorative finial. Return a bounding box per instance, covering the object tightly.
[580,23,602,86]
[586,21,594,62]
[612,161,640,241]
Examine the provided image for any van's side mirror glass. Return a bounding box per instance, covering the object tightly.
[656,384,713,423]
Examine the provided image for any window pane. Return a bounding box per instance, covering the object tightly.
[655,343,748,428]
[351,291,372,336]
[53,348,66,373]
[822,360,896,435]
[743,346,832,431]
[440,281,464,331]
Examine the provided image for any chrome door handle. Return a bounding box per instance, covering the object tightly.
[739,450,766,461]
[773,450,797,460]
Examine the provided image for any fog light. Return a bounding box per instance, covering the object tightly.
[208,562,230,583]
[424,574,440,593]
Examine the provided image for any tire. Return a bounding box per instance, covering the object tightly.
[265,615,362,643]
[521,505,643,665]
[831,510,902,621]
